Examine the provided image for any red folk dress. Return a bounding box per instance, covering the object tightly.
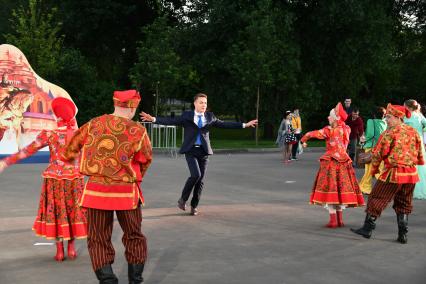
[301,121,365,207]
[3,129,87,240]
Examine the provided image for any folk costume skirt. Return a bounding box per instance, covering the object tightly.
[359,148,386,195]
[32,178,87,240]
[310,159,364,207]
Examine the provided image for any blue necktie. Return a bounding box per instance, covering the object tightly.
[195,114,203,145]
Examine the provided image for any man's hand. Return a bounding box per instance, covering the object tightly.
[0,160,7,174]
[245,119,258,128]
[302,142,308,148]
[140,112,155,122]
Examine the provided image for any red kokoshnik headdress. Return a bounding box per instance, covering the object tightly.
[51,97,78,143]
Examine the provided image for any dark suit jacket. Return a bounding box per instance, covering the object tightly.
[155,111,243,155]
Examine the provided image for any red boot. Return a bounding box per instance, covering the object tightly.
[67,239,77,260]
[326,213,338,228]
[337,210,345,227]
[54,241,64,262]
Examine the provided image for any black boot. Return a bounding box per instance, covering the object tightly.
[350,214,377,239]
[95,265,118,284]
[396,214,408,244]
[128,263,144,284]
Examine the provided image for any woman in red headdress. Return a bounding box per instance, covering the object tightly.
[301,103,365,228]
[0,97,87,261]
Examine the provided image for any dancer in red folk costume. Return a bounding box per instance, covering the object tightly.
[0,97,87,261]
[63,90,152,284]
[301,103,365,228]
[351,104,424,244]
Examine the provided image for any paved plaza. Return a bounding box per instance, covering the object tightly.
[0,151,425,284]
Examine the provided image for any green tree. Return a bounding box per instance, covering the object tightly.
[55,48,116,124]
[53,0,159,87]
[0,0,27,43]
[392,0,426,102]
[175,0,301,137]
[293,0,398,127]
[227,0,300,136]
[4,0,64,81]
[131,15,198,115]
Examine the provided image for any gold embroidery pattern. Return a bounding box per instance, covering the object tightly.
[80,115,146,183]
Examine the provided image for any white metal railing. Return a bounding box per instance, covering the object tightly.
[140,122,177,158]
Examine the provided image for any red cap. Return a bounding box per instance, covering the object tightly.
[386,103,411,119]
[51,97,77,122]
[113,90,141,108]
[335,102,348,122]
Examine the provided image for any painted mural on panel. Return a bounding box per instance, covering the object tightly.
[0,44,77,154]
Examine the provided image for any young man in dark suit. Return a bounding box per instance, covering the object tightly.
[140,93,257,215]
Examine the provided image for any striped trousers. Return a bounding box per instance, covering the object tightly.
[87,207,147,271]
[366,180,415,217]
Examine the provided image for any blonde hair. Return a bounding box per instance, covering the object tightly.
[404,99,418,111]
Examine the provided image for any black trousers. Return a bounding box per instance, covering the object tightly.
[291,133,302,159]
[347,138,358,162]
[181,146,209,208]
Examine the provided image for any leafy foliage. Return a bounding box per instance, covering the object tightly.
[4,0,64,81]
[2,0,425,131]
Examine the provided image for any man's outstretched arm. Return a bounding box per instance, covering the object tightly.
[212,116,258,129]
[140,111,184,126]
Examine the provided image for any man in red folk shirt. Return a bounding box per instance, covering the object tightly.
[351,103,424,244]
[345,107,364,165]
[64,90,152,284]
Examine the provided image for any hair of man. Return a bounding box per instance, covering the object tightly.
[194,93,208,102]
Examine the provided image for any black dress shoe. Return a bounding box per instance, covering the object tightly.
[178,198,186,211]
[190,207,199,216]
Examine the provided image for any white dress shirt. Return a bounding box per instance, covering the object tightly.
[194,111,206,127]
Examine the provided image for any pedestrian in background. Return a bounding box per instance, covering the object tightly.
[358,106,387,194]
[343,98,353,115]
[345,107,364,165]
[276,110,297,163]
[291,108,302,160]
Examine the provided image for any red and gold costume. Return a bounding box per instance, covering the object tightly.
[370,124,423,184]
[352,104,424,243]
[301,103,364,208]
[1,124,87,240]
[366,104,424,217]
[63,90,152,278]
[64,114,152,210]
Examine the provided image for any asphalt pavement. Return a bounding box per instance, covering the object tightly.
[0,151,425,284]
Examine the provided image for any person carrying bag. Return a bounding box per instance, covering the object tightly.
[358,107,387,194]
